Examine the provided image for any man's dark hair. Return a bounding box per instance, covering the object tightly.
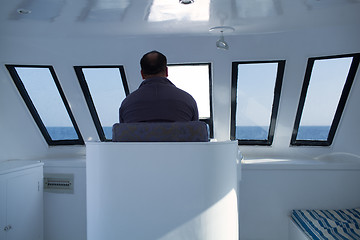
[140,51,167,76]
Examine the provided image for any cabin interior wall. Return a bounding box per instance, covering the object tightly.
[333,68,360,155]
[234,25,360,159]
[239,166,360,240]
[0,62,49,161]
[42,160,86,240]
[2,25,360,161]
[1,21,360,240]
[0,26,360,160]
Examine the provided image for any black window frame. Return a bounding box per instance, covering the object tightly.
[291,53,360,146]
[74,65,130,142]
[167,62,214,138]
[230,60,285,145]
[6,65,84,146]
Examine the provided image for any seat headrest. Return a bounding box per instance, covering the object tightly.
[112,121,209,142]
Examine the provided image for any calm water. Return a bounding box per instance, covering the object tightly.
[47,127,113,140]
[47,127,78,141]
[47,126,330,141]
[236,126,330,140]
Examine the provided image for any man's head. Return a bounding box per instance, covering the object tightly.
[140,51,168,79]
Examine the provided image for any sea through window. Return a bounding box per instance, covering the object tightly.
[6,65,83,145]
[167,63,213,137]
[231,60,285,145]
[291,53,360,146]
[75,66,129,141]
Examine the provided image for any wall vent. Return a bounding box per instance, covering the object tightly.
[44,174,74,194]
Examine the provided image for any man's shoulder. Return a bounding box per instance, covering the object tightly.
[120,89,139,107]
[173,86,195,98]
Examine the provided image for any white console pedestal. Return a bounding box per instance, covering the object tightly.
[86,141,239,240]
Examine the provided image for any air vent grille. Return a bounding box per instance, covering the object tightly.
[44,174,74,194]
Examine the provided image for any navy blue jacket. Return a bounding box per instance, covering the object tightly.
[119,77,199,123]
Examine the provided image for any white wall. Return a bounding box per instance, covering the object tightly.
[239,159,360,240]
[0,19,360,240]
[42,159,87,240]
[1,24,360,161]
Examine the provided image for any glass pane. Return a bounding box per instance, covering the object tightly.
[82,68,127,139]
[296,57,352,140]
[235,63,278,140]
[15,67,78,141]
[167,64,210,119]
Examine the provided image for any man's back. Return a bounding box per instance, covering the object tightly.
[119,77,198,123]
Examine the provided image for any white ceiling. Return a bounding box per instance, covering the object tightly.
[1,0,360,38]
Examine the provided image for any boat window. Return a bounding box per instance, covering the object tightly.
[231,61,285,145]
[168,63,213,137]
[6,65,83,145]
[291,53,359,146]
[75,66,129,141]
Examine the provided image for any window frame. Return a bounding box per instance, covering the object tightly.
[291,53,360,146]
[167,62,214,138]
[230,60,285,145]
[6,65,84,146]
[74,65,129,142]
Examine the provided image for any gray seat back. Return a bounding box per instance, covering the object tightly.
[112,121,209,142]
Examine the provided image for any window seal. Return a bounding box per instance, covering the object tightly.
[230,60,285,145]
[74,65,129,142]
[291,53,360,146]
[6,65,84,146]
[167,62,214,138]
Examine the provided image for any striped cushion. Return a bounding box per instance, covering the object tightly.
[291,208,360,240]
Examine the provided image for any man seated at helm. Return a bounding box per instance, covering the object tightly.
[119,50,199,123]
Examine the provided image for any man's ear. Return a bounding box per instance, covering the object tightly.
[165,67,168,77]
[141,70,146,80]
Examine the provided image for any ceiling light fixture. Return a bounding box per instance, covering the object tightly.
[17,8,32,15]
[209,26,235,50]
[216,31,228,50]
[179,0,194,4]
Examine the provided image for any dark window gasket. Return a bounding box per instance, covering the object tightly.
[291,53,360,146]
[6,65,84,146]
[167,62,214,138]
[230,60,285,145]
[74,65,129,142]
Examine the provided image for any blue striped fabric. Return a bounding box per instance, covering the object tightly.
[292,208,360,240]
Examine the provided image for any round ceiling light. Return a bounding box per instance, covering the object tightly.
[209,26,235,33]
[179,0,194,4]
[17,8,32,15]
